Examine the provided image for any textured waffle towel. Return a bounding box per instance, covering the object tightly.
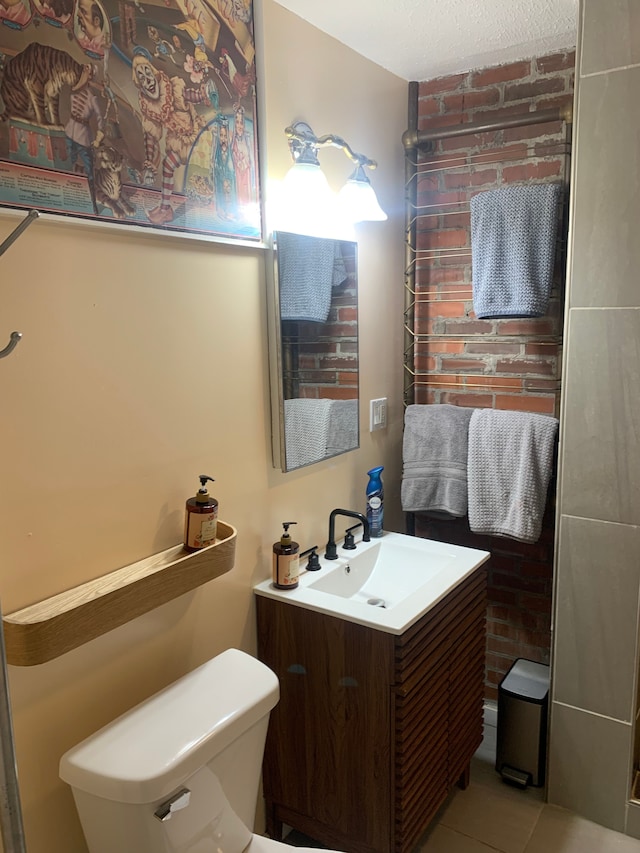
[467,409,558,543]
[326,399,359,456]
[278,232,347,323]
[401,404,474,517]
[471,183,561,319]
[284,398,332,469]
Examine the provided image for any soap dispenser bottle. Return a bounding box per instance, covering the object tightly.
[272,522,300,589]
[184,475,218,552]
[366,466,384,538]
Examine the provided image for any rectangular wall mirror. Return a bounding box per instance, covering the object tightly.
[269,231,360,472]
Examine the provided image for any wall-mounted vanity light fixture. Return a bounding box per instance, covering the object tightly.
[281,121,387,232]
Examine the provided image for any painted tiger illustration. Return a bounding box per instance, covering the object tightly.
[93,144,136,219]
[0,43,86,127]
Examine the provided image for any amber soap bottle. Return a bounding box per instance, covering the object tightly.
[272,521,299,589]
[184,474,218,552]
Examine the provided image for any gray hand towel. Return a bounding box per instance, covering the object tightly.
[284,398,332,469]
[278,233,347,323]
[467,408,558,543]
[325,399,359,455]
[471,183,561,319]
[401,404,473,517]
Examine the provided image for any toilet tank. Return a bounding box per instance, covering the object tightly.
[59,648,279,853]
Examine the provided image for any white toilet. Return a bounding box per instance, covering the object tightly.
[59,648,323,853]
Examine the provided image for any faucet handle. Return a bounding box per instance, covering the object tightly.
[343,523,361,550]
[300,545,321,571]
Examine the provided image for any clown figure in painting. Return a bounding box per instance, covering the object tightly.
[132,46,213,225]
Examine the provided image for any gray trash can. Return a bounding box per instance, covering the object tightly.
[495,658,550,787]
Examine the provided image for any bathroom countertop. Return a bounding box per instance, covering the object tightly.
[254,530,489,635]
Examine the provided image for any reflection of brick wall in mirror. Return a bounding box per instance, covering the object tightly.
[295,240,358,401]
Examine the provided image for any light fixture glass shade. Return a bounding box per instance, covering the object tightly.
[275,161,354,239]
[337,167,388,223]
[282,161,334,211]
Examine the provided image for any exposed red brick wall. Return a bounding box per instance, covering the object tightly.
[411,51,575,700]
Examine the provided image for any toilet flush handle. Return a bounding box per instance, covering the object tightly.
[154,788,191,822]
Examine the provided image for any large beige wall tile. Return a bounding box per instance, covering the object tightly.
[569,68,640,308]
[580,0,640,75]
[547,702,631,831]
[553,515,640,721]
[560,308,640,524]
[625,801,640,840]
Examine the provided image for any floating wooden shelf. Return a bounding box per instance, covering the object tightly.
[3,520,237,666]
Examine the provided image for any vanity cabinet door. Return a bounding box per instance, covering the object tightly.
[257,597,396,853]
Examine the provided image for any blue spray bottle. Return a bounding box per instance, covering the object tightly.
[366,466,384,538]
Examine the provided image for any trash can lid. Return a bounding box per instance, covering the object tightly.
[500,658,549,702]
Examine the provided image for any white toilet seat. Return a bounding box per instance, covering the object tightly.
[248,833,343,853]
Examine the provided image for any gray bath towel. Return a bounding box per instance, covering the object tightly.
[401,404,474,517]
[284,398,332,469]
[325,399,359,455]
[471,183,561,319]
[278,233,347,323]
[467,409,558,543]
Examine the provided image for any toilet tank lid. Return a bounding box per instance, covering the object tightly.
[59,648,279,804]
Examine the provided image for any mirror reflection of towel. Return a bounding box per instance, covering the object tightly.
[284,398,358,469]
[326,399,359,455]
[278,232,347,323]
[284,399,332,469]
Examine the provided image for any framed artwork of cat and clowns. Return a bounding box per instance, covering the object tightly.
[0,0,261,243]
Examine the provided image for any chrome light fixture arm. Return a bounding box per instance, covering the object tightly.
[285,122,377,171]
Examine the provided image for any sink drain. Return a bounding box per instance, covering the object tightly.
[367,597,386,608]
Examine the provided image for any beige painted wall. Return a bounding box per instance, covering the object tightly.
[0,2,407,849]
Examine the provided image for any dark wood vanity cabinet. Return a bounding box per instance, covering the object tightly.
[256,567,487,853]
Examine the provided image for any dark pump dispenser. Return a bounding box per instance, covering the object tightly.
[272,521,300,589]
[184,474,219,552]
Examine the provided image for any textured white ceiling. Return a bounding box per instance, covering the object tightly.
[273,0,578,81]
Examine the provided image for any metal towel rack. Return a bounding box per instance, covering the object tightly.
[402,86,572,407]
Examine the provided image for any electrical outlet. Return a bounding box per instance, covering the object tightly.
[369,397,388,432]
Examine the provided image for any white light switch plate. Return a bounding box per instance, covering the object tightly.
[370,398,388,432]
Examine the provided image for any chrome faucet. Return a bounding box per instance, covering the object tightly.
[325,509,370,560]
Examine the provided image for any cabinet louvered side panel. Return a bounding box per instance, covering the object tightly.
[449,635,486,782]
[392,569,487,853]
